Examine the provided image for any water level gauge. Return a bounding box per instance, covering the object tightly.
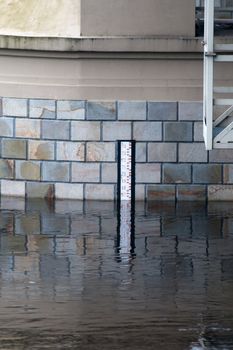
[117,141,136,257]
[117,140,135,202]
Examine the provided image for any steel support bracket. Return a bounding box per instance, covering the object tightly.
[205,52,216,57]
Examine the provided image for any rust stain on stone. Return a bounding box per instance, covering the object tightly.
[76,144,84,159]
[0,159,14,178]
[46,185,55,200]
[6,159,14,172]
[46,185,55,209]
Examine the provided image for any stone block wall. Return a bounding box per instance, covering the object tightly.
[0,97,233,201]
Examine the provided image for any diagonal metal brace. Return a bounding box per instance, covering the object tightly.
[214,105,233,127]
[214,120,233,144]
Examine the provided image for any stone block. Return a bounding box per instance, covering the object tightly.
[0,159,14,179]
[118,101,146,120]
[56,141,85,161]
[193,164,222,183]
[15,213,41,235]
[41,215,70,235]
[42,162,70,182]
[72,163,100,182]
[176,202,207,216]
[71,216,100,235]
[84,200,115,215]
[57,100,85,120]
[85,184,115,200]
[25,198,52,213]
[194,122,204,141]
[179,101,203,121]
[55,183,84,200]
[2,139,27,159]
[208,185,233,201]
[179,143,208,163]
[101,163,117,183]
[16,161,40,181]
[208,202,233,216]
[135,215,161,235]
[26,182,55,199]
[0,118,13,137]
[1,180,25,197]
[136,143,147,162]
[2,98,27,117]
[224,164,233,184]
[103,121,131,141]
[135,184,145,200]
[148,143,177,162]
[162,217,192,237]
[147,185,176,201]
[209,149,233,163]
[134,122,162,141]
[163,164,191,183]
[176,185,206,201]
[42,120,70,140]
[28,140,55,160]
[55,200,84,214]
[0,211,14,233]
[29,99,56,119]
[136,201,146,214]
[192,216,222,238]
[87,101,116,120]
[15,119,41,139]
[100,217,117,235]
[71,121,100,141]
[164,122,192,142]
[87,142,115,161]
[1,197,25,211]
[222,217,233,236]
[148,102,177,121]
[136,164,161,183]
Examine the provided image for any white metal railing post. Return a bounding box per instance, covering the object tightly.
[203,0,214,150]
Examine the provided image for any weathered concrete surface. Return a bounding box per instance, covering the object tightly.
[0,36,203,52]
[0,0,80,37]
[81,0,195,36]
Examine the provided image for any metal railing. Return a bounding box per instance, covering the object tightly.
[196,0,233,37]
[203,0,233,149]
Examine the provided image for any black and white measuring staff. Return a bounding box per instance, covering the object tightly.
[117,140,135,203]
[117,141,136,255]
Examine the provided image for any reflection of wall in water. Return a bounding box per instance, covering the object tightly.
[0,203,232,313]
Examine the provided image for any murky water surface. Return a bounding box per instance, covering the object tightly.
[0,198,233,349]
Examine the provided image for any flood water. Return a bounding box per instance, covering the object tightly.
[0,198,233,349]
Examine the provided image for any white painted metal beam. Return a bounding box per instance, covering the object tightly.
[203,0,214,150]
[214,55,233,62]
[214,87,233,93]
[215,44,233,51]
